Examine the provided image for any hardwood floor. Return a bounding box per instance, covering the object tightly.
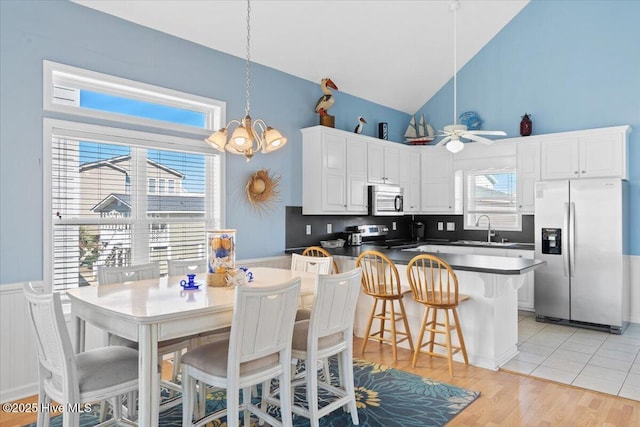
[2,338,638,426]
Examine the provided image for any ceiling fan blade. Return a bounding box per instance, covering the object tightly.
[463,133,495,145]
[467,130,507,136]
[435,136,451,147]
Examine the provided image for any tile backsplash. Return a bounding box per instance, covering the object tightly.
[285,206,534,249]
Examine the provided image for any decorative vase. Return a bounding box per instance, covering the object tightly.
[520,113,532,136]
[207,229,236,287]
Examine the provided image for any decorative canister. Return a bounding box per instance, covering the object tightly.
[520,113,532,136]
[207,229,236,287]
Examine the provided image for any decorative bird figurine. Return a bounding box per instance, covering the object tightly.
[354,116,367,134]
[315,78,338,116]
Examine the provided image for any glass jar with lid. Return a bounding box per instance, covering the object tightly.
[207,229,236,287]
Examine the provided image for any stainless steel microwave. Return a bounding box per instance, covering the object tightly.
[368,185,404,216]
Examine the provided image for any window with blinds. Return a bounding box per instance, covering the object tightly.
[44,62,224,292]
[464,169,520,231]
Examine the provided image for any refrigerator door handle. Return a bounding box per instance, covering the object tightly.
[569,202,576,277]
[563,202,570,277]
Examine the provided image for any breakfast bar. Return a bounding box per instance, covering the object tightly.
[290,245,545,370]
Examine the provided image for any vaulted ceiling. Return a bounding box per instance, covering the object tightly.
[73,0,530,114]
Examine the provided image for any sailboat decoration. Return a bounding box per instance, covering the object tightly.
[404,114,436,144]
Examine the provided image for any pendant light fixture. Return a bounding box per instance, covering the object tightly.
[205,0,287,161]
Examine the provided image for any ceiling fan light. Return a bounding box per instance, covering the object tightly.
[446,138,464,153]
[205,128,228,152]
[262,127,287,152]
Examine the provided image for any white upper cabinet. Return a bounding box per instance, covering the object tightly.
[516,139,540,213]
[367,141,400,185]
[540,126,629,180]
[420,148,454,213]
[399,147,421,212]
[302,126,368,215]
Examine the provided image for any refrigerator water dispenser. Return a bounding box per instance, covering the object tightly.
[541,228,561,254]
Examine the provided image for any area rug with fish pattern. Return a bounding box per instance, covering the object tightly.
[25,358,480,426]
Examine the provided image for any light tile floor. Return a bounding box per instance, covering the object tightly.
[502,311,640,401]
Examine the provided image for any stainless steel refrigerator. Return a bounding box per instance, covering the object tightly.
[534,178,630,334]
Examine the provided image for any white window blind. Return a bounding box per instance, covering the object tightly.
[51,133,220,291]
[465,169,519,231]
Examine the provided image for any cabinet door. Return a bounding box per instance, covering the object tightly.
[508,250,535,311]
[399,149,421,212]
[540,137,580,180]
[321,133,347,212]
[346,138,368,213]
[420,150,453,213]
[368,142,400,184]
[517,140,540,213]
[579,131,624,178]
[383,145,400,184]
[367,142,385,184]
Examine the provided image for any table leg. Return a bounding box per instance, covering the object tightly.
[74,316,85,354]
[138,324,160,426]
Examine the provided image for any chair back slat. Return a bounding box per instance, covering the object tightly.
[309,268,362,339]
[23,283,75,391]
[98,262,160,285]
[291,253,332,274]
[302,246,339,274]
[167,258,207,276]
[356,250,402,297]
[229,279,301,365]
[407,254,459,306]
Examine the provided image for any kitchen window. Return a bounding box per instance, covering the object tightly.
[43,62,225,293]
[464,168,520,231]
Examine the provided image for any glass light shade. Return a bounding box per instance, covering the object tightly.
[446,138,464,153]
[262,127,288,152]
[205,128,227,152]
[230,126,253,151]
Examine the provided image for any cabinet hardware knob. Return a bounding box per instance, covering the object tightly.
[574,171,578,174]
[582,170,586,173]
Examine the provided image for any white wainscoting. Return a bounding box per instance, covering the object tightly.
[0,256,292,403]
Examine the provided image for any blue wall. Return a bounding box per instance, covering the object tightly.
[418,0,640,255]
[0,1,408,284]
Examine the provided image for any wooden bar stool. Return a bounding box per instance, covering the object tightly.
[356,250,414,361]
[406,254,469,376]
[302,245,340,274]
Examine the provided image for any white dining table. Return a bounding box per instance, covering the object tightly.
[67,267,318,426]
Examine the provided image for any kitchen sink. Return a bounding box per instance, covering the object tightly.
[453,240,520,247]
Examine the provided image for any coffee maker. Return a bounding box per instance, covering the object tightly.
[410,220,425,242]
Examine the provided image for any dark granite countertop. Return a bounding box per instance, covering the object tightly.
[285,243,544,276]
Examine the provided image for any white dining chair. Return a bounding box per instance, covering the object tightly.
[97,262,191,410]
[291,253,333,274]
[23,282,139,427]
[167,258,207,276]
[181,278,301,427]
[262,268,362,427]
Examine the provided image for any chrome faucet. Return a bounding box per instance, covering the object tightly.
[475,215,495,242]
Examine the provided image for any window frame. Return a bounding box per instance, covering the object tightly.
[44,119,225,294]
[43,60,226,136]
[463,167,521,232]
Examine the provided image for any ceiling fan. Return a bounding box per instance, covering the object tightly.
[435,1,506,153]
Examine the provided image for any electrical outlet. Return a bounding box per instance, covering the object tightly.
[446,222,455,231]
[326,223,332,234]
[392,222,397,231]
[438,222,444,231]
[306,225,312,235]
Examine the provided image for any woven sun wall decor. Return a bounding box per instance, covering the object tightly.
[245,169,280,215]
